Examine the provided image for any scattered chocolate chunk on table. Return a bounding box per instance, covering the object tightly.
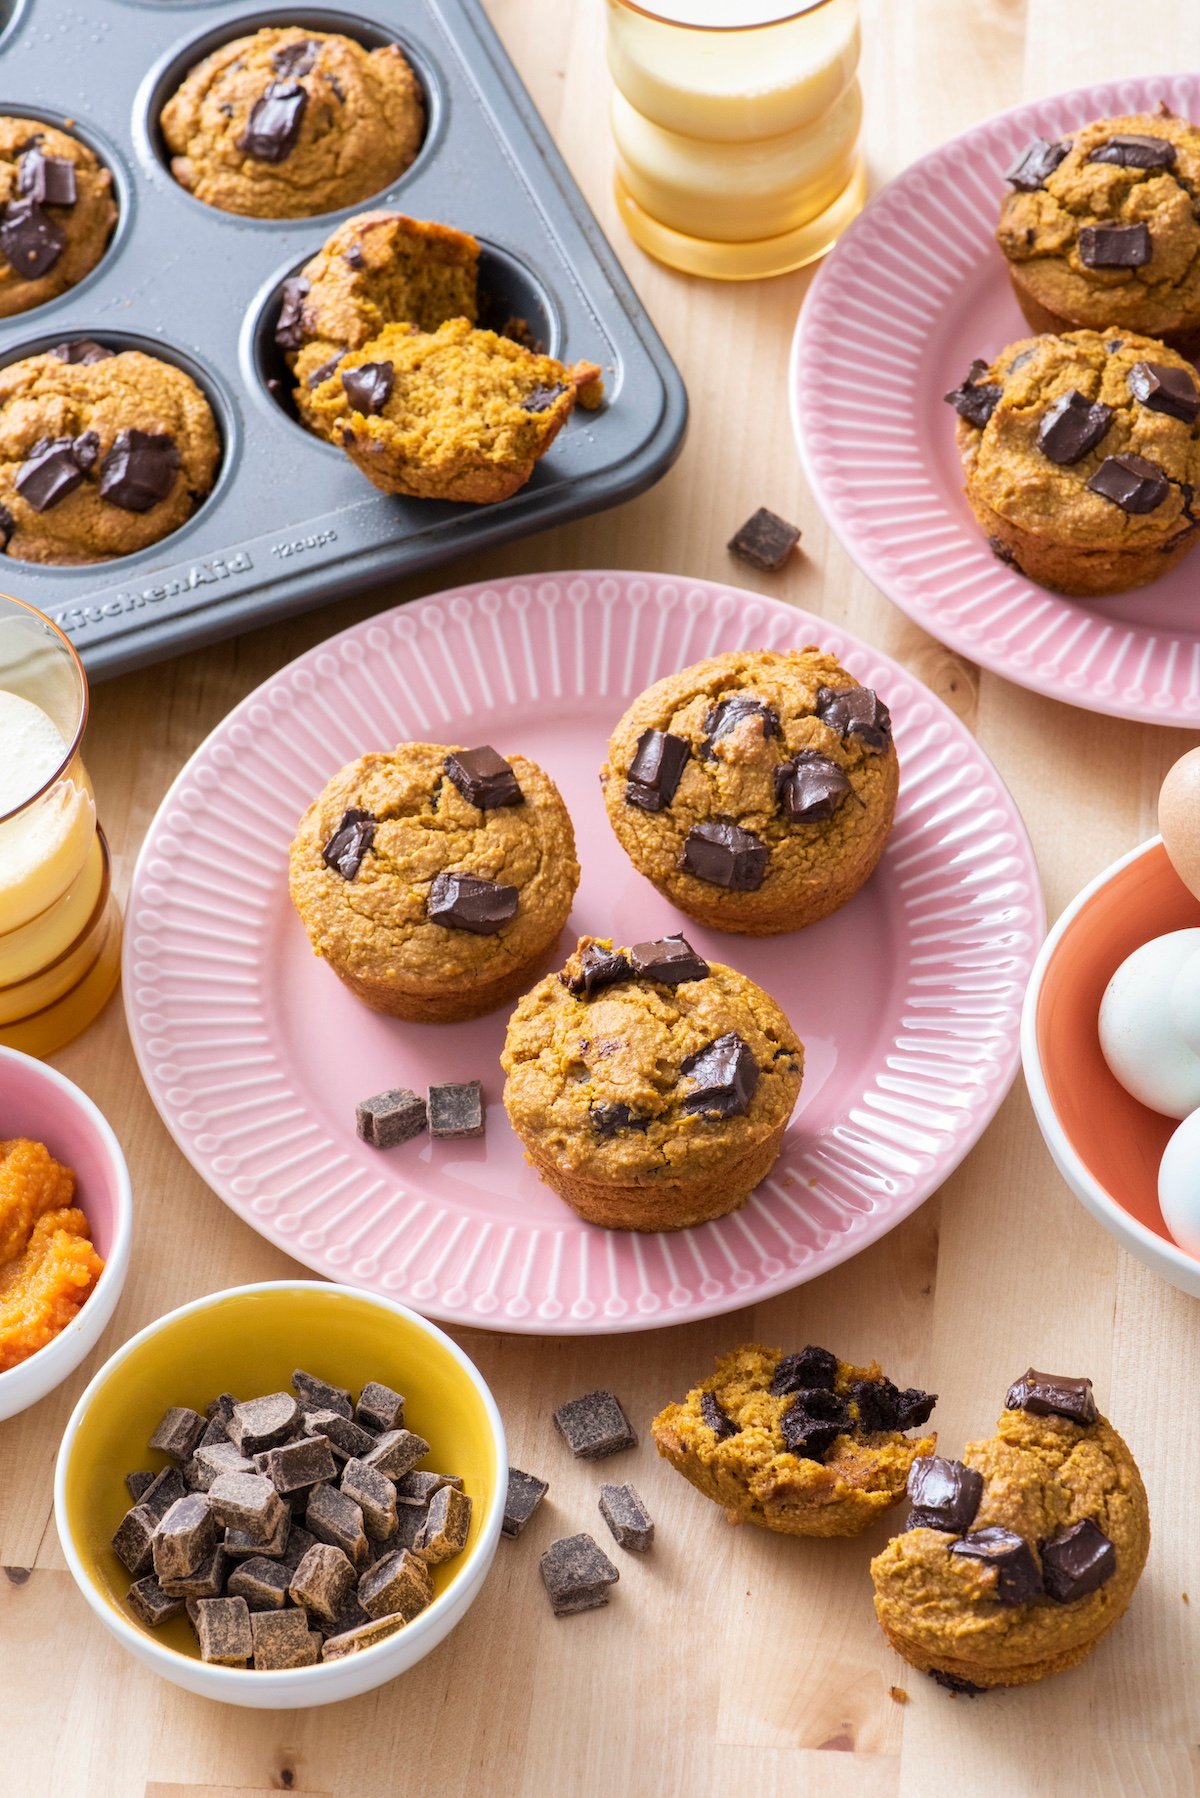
[598,1483,654,1553]
[503,1467,549,1538]
[727,506,802,572]
[553,1391,637,1459]
[540,1533,620,1616]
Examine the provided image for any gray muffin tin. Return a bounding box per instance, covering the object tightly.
[0,0,687,677]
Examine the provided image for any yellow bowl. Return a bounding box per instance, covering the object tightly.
[54,1282,506,1707]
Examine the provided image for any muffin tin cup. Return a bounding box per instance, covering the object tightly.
[0,0,686,676]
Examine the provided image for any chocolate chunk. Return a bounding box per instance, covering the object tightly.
[1036,389,1114,465]
[259,1435,337,1496]
[412,1485,472,1563]
[344,244,364,269]
[0,200,65,278]
[781,1388,849,1461]
[207,1392,238,1429]
[502,1467,548,1538]
[189,1442,254,1491]
[427,871,518,934]
[629,934,709,985]
[588,1101,648,1138]
[193,1595,253,1666]
[149,1406,206,1462]
[428,1080,485,1139]
[358,1546,433,1620]
[988,534,1018,566]
[1005,1368,1097,1425]
[929,1669,985,1696]
[139,1465,188,1523]
[598,1482,654,1553]
[280,1522,318,1573]
[321,807,375,881]
[775,751,852,823]
[251,1606,320,1668]
[1128,359,1200,423]
[341,1458,399,1542]
[1089,133,1176,170]
[226,1554,291,1611]
[0,501,13,549]
[356,1382,405,1434]
[198,1411,230,1449]
[1087,452,1170,513]
[565,942,634,997]
[126,1574,184,1628]
[153,1494,216,1583]
[815,684,892,753]
[272,37,319,77]
[306,1409,376,1462]
[292,1369,353,1419]
[626,729,690,812]
[680,818,769,890]
[907,1456,983,1534]
[396,1469,461,1503]
[951,1527,1042,1605]
[52,340,113,368]
[523,382,566,413]
[306,1483,369,1569]
[224,1509,290,1560]
[1005,136,1070,190]
[158,1543,229,1600]
[306,350,345,388]
[112,1504,159,1576]
[700,1391,737,1439]
[554,1390,636,1460]
[98,430,181,513]
[125,1471,155,1504]
[850,1377,936,1432]
[18,148,76,206]
[681,1032,759,1118]
[208,1472,287,1543]
[702,692,780,755]
[322,1613,408,1659]
[727,506,801,572]
[362,1428,430,1480]
[1041,1519,1116,1602]
[289,1542,357,1625]
[342,359,394,416]
[1078,222,1152,268]
[241,81,308,162]
[894,1387,937,1428]
[444,744,523,809]
[15,437,86,511]
[72,430,99,472]
[540,1533,619,1616]
[275,275,310,351]
[356,1087,426,1148]
[228,1393,299,1457]
[771,1347,838,1395]
[944,359,1003,428]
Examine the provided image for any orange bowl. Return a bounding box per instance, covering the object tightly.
[1022,837,1200,1299]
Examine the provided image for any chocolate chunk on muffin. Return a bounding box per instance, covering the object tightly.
[0,117,116,318]
[288,743,579,1022]
[501,935,803,1231]
[160,28,424,219]
[0,343,219,564]
[947,327,1200,593]
[600,649,898,936]
[997,110,1200,353]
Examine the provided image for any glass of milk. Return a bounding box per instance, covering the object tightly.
[0,596,121,1056]
[606,0,866,279]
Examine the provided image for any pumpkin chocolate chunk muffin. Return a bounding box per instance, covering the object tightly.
[600,649,898,936]
[871,1369,1150,1691]
[160,27,424,220]
[946,327,1200,594]
[0,117,117,318]
[288,743,579,1023]
[997,111,1200,353]
[652,1343,936,1538]
[501,935,803,1231]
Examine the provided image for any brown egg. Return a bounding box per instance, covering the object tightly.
[1159,748,1200,901]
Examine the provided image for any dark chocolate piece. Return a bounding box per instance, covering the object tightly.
[359,1547,433,1620]
[944,359,1003,428]
[1089,133,1176,170]
[321,807,375,880]
[153,1494,216,1583]
[396,1469,462,1502]
[342,359,394,416]
[356,1382,405,1435]
[988,534,1018,566]
[1078,222,1152,268]
[727,506,801,572]
[305,1409,377,1463]
[951,1527,1042,1605]
[427,870,518,934]
[523,382,566,413]
[194,1595,254,1666]
[850,1378,936,1433]
[0,501,13,549]
[702,692,780,755]
[1004,1368,1097,1425]
[112,1504,158,1576]
[565,942,634,997]
[771,1347,838,1395]
[258,1435,337,1496]
[226,1554,291,1611]
[906,1456,984,1534]
[98,430,181,513]
[292,1369,353,1419]
[363,1428,430,1480]
[681,1032,759,1118]
[228,1392,299,1456]
[159,1543,229,1600]
[1041,1519,1116,1603]
[1005,137,1070,190]
[1128,359,1200,423]
[208,1472,287,1542]
[71,430,99,472]
[126,1574,185,1628]
[272,37,319,76]
[251,1606,320,1668]
[240,81,308,162]
[626,729,690,812]
[305,1483,369,1570]
[323,1613,408,1658]
[1036,389,1113,465]
[342,1457,400,1542]
[1087,452,1170,513]
[700,1391,737,1440]
[929,1669,985,1696]
[444,744,523,809]
[629,934,709,985]
[502,1467,549,1538]
[588,1101,648,1138]
[539,1533,619,1616]
[815,684,892,752]
[781,1388,849,1462]
[0,200,65,279]
[125,1471,155,1504]
[774,751,852,823]
[15,437,86,511]
[190,1442,253,1491]
[223,1510,290,1561]
[149,1406,207,1462]
[598,1482,654,1553]
[680,818,769,890]
[307,350,345,388]
[275,276,310,351]
[356,1088,426,1148]
[139,1465,187,1523]
[17,148,76,206]
[428,1080,485,1139]
[412,1484,472,1562]
[553,1390,636,1460]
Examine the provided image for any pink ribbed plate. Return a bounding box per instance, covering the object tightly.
[792,73,1200,724]
[124,573,1042,1333]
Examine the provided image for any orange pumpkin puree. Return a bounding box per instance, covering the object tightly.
[0,1138,103,1372]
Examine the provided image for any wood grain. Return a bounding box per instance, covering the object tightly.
[3,2,1200,1793]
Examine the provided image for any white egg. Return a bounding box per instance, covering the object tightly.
[1170,945,1200,1059]
[1158,1109,1200,1257]
[1098,929,1200,1118]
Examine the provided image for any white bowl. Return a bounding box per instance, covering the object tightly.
[0,1045,132,1420]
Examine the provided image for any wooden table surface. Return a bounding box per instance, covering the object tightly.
[5,2,1200,1793]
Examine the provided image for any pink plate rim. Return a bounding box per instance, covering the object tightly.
[791,71,1200,726]
[123,571,1045,1334]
